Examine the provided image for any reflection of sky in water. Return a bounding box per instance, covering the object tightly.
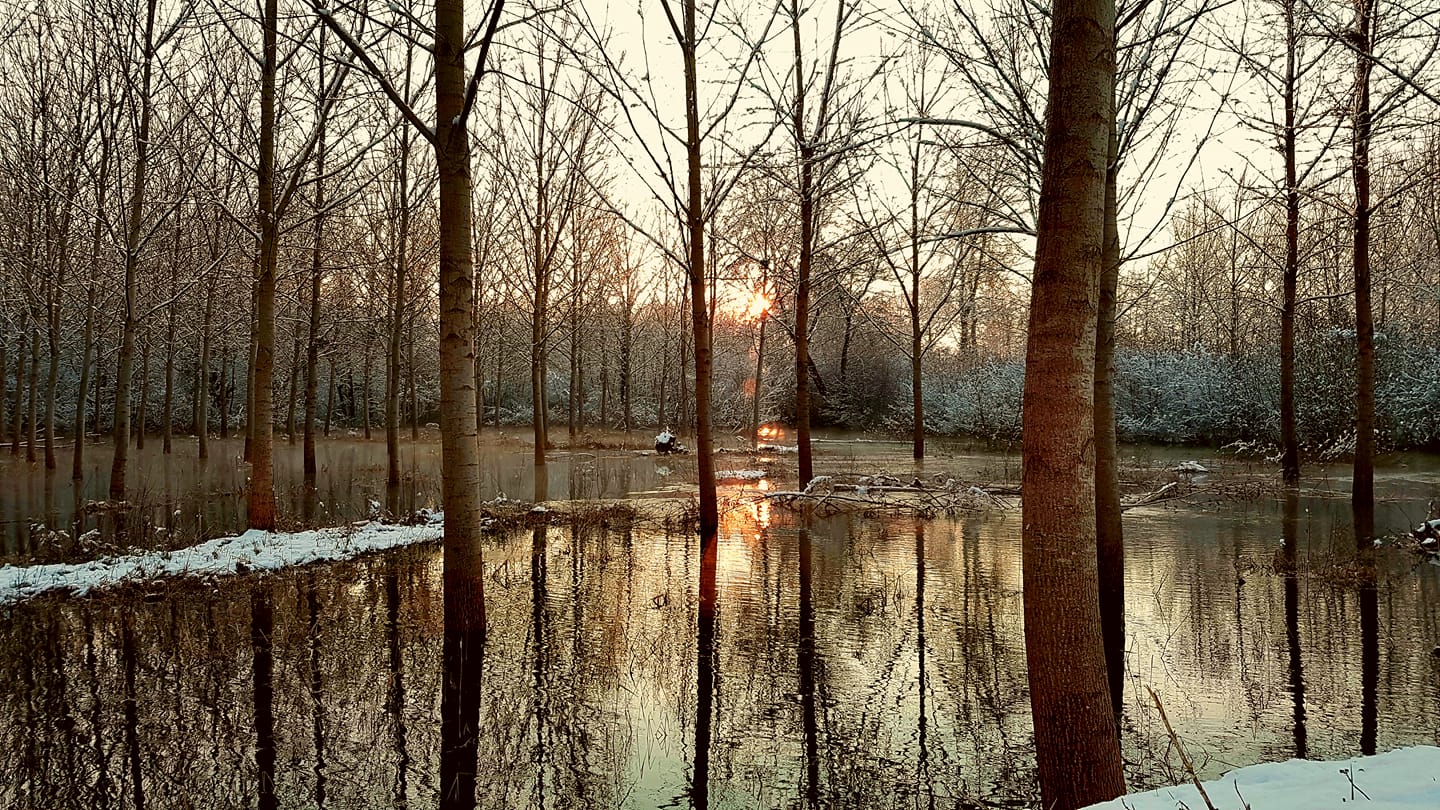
[2,487,1436,808]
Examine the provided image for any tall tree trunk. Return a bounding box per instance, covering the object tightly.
[1280,0,1301,486]
[1021,0,1126,804]
[305,48,328,486]
[386,120,410,488]
[909,147,924,461]
[1095,117,1124,723]
[246,0,281,529]
[110,0,158,501]
[434,1,492,807]
[792,2,816,481]
[678,0,719,574]
[1350,0,1375,549]
[568,247,581,441]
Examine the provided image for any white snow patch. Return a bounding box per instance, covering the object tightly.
[716,470,766,481]
[0,516,445,605]
[1084,746,1440,810]
[757,443,798,454]
[1171,460,1210,474]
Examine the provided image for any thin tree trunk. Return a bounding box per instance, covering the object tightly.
[793,7,816,480]
[909,148,924,462]
[1280,0,1300,485]
[1351,0,1376,549]
[1021,0,1126,804]
[109,0,157,503]
[680,0,718,560]
[305,47,328,485]
[1095,118,1124,723]
[386,117,410,487]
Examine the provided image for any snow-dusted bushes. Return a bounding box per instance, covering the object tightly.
[916,360,1025,441]
[911,330,1440,450]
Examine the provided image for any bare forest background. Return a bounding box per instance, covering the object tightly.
[1,0,1437,474]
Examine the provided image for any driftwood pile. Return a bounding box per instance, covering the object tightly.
[759,473,1014,517]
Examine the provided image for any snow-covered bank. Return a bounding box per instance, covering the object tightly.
[1085,746,1440,810]
[0,518,444,604]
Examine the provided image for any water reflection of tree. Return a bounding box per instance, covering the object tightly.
[2,507,1438,807]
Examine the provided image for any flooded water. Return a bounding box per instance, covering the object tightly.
[0,437,688,561]
[1,441,1438,808]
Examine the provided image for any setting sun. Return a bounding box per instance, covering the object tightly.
[740,289,773,322]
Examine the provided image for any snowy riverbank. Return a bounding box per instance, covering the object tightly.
[1085,746,1440,810]
[0,517,444,604]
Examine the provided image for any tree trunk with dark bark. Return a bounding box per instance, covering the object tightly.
[304,50,328,487]
[1095,119,1124,723]
[680,0,718,555]
[1280,0,1301,486]
[1350,0,1375,548]
[792,0,816,482]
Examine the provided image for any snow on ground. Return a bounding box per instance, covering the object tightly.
[1085,747,1440,810]
[716,469,767,481]
[0,517,444,604]
[757,443,799,453]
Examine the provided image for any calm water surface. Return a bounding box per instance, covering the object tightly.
[1,439,1438,808]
